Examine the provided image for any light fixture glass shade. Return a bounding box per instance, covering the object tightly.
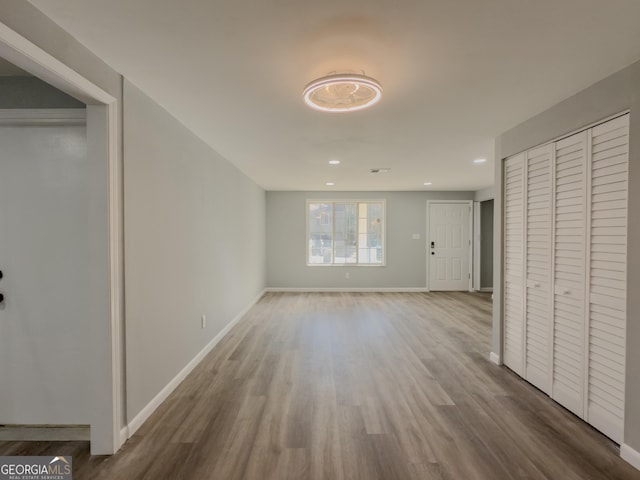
[303,73,382,112]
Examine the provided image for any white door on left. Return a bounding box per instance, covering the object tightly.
[428,201,472,291]
[0,120,92,425]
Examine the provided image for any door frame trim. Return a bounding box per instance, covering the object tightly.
[473,201,481,290]
[426,200,474,292]
[0,108,87,126]
[0,22,122,454]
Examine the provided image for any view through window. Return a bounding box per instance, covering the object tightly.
[307,200,385,265]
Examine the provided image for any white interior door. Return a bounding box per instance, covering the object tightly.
[552,130,588,418]
[502,114,629,445]
[524,144,553,394]
[586,114,629,443]
[428,201,471,291]
[503,153,525,376]
[0,120,92,425]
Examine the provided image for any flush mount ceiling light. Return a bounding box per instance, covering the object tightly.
[303,73,383,112]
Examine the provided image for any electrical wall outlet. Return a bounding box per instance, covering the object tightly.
[345,272,350,279]
[201,314,206,329]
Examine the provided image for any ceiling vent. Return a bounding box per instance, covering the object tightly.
[370,168,390,174]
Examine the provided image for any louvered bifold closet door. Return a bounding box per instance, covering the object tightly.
[525,144,553,393]
[587,114,629,443]
[552,131,588,417]
[504,153,526,376]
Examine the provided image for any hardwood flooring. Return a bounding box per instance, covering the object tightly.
[1,292,639,479]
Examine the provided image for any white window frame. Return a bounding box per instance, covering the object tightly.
[306,199,386,266]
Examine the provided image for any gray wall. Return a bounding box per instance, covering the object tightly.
[0,2,268,445]
[493,59,640,453]
[480,200,493,289]
[0,76,84,108]
[267,190,474,289]
[123,80,266,421]
[474,186,494,202]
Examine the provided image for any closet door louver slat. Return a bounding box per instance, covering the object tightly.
[503,153,525,376]
[587,114,628,444]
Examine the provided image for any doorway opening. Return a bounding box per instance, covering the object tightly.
[0,21,122,455]
[480,199,494,291]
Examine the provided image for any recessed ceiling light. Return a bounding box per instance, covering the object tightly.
[473,158,487,164]
[423,182,433,186]
[325,182,335,186]
[328,160,341,165]
[303,73,383,113]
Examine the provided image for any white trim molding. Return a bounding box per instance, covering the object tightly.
[0,23,115,105]
[489,352,502,365]
[473,201,481,291]
[0,108,86,126]
[266,287,429,293]
[621,444,640,471]
[119,427,129,447]
[125,290,266,439]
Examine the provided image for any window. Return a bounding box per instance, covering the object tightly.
[307,200,385,265]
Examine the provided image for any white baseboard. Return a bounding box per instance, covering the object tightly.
[489,352,502,365]
[265,287,429,293]
[621,444,640,471]
[119,426,129,446]
[479,287,493,293]
[125,289,266,439]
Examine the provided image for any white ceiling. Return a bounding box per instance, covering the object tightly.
[28,0,640,191]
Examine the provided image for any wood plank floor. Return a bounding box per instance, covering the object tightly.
[1,292,639,479]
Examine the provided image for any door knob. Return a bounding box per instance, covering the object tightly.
[0,270,3,279]
[431,251,435,255]
[0,293,4,303]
